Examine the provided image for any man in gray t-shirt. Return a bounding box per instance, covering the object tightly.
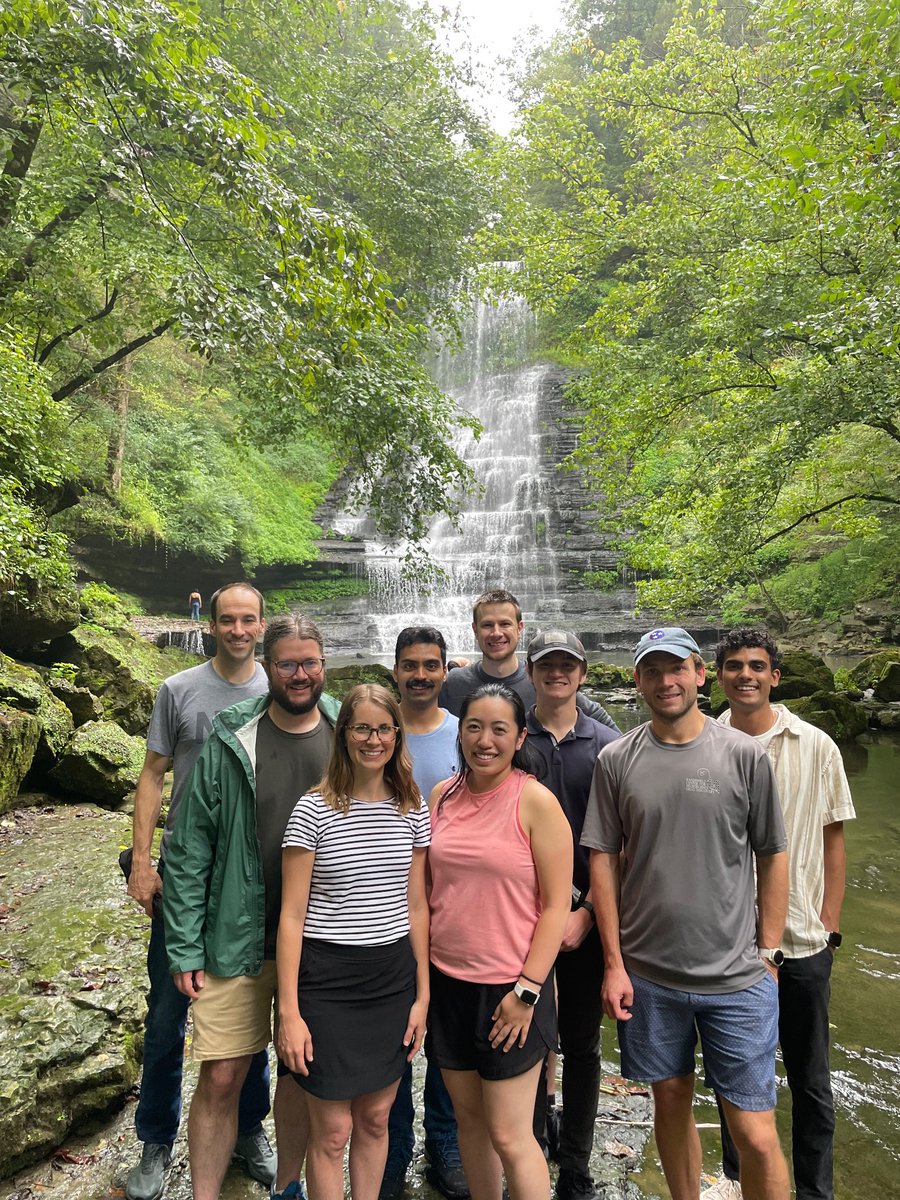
[582,627,790,1200]
[124,583,275,1200]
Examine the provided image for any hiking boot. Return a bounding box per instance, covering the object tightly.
[271,1182,307,1200]
[233,1124,277,1187]
[555,1167,599,1200]
[701,1181,743,1199]
[125,1143,172,1200]
[424,1140,470,1199]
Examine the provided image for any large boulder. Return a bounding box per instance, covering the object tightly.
[776,651,834,699]
[0,652,74,773]
[48,721,145,805]
[0,577,81,655]
[0,804,146,1177]
[873,661,900,703]
[784,691,868,742]
[849,649,900,691]
[47,677,104,727]
[0,706,41,812]
[49,624,197,736]
[585,663,634,689]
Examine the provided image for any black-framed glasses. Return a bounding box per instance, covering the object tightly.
[346,723,399,742]
[273,658,325,678]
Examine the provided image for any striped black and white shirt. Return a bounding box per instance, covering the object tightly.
[282,792,431,945]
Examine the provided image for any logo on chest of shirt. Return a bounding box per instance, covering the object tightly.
[685,767,720,794]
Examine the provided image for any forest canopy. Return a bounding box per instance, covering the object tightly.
[0,0,490,607]
[500,0,900,620]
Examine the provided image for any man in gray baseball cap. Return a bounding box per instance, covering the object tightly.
[581,625,791,1200]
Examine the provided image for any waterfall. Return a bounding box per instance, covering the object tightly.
[155,628,209,656]
[338,284,564,653]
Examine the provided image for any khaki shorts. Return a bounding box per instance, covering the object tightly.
[190,962,277,1061]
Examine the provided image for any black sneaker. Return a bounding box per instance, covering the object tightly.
[546,1103,562,1163]
[556,1167,599,1200]
[125,1143,172,1200]
[424,1141,470,1199]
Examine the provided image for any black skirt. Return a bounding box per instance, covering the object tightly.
[294,936,416,1100]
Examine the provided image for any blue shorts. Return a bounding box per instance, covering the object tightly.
[618,972,779,1111]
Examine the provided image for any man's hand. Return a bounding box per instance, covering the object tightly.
[127,861,162,918]
[173,969,205,999]
[601,965,634,1021]
[560,906,593,952]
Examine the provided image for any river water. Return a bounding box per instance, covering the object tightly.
[600,699,900,1197]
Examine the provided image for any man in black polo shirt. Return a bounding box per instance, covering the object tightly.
[525,632,620,1200]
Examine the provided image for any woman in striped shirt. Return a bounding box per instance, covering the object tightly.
[277,683,430,1200]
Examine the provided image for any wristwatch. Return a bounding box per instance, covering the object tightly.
[759,948,785,967]
[513,981,540,1006]
[826,930,843,949]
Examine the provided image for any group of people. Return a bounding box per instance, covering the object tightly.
[123,583,854,1200]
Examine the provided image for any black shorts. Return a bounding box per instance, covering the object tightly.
[428,961,557,1081]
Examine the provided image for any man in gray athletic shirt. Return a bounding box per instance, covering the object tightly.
[582,627,790,1200]
[125,582,276,1200]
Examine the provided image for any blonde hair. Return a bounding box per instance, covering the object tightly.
[319,684,420,815]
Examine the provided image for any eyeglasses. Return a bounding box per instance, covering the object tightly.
[346,723,399,742]
[273,658,325,678]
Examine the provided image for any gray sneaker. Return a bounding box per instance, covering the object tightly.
[125,1143,172,1200]
[233,1124,277,1187]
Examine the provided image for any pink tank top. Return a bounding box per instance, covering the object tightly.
[429,768,540,983]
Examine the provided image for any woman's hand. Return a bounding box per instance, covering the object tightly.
[276,1011,314,1076]
[403,997,428,1061]
[489,990,535,1052]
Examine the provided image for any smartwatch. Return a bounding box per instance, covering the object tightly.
[759,948,785,967]
[513,981,540,1007]
[826,930,843,949]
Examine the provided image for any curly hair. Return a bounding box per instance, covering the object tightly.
[714,627,783,672]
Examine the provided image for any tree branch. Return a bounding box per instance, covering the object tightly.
[37,287,120,364]
[51,318,175,402]
[756,493,900,548]
[0,104,43,232]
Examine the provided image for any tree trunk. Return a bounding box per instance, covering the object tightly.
[107,359,132,493]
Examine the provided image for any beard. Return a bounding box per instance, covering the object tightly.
[268,675,324,717]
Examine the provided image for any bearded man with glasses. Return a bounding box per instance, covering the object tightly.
[163,612,340,1200]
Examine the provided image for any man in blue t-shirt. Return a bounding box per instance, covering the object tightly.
[379,627,468,1200]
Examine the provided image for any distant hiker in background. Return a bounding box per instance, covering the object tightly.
[189,590,202,621]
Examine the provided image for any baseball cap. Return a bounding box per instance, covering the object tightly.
[633,627,701,665]
[527,630,587,663]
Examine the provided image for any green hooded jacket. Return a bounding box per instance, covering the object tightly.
[163,690,341,978]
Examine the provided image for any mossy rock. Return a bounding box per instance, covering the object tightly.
[50,624,197,736]
[849,649,900,691]
[0,706,41,812]
[0,805,146,1176]
[707,679,729,717]
[776,651,834,699]
[48,677,104,727]
[874,707,900,730]
[49,720,145,805]
[326,663,398,702]
[0,652,73,773]
[783,691,868,742]
[585,663,634,689]
[872,661,900,703]
[0,577,81,656]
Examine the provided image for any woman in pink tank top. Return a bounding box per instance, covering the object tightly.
[427,683,572,1200]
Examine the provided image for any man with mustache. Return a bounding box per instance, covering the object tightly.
[163,613,339,1200]
[379,627,469,1200]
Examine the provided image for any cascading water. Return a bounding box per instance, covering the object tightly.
[338,282,565,653]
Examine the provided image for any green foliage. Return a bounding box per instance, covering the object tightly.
[50,662,78,685]
[263,577,370,611]
[505,0,900,616]
[0,0,492,601]
[583,568,620,591]
[79,582,142,627]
